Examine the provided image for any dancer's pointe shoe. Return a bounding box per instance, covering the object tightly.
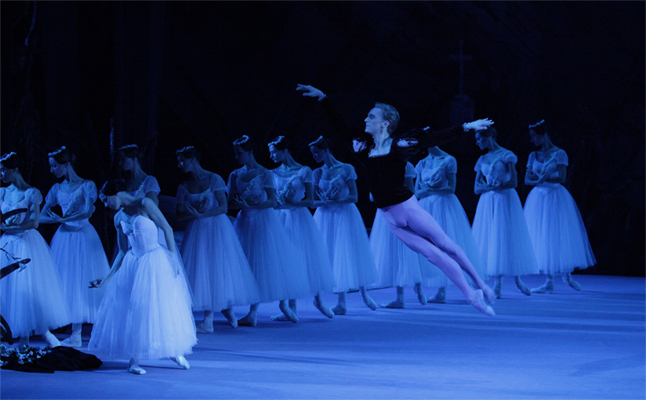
[60,336,82,348]
[43,331,60,348]
[469,290,496,317]
[238,311,257,327]
[128,362,146,375]
[196,321,214,333]
[313,299,334,318]
[515,276,531,296]
[563,274,582,291]
[221,309,238,329]
[481,285,496,304]
[171,356,190,370]
[362,294,378,311]
[332,304,347,315]
[428,287,447,304]
[279,302,298,323]
[414,285,427,305]
[270,313,288,322]
[381,299,404,309]
[531,280,555,294]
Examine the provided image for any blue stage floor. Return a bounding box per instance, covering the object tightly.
[2,274,644,399]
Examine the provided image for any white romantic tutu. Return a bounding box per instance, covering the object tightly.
[0,230,71,337]
[50,220,109,324]
[181,215,260,311]
[418,194,488,286]
[370,210,422,288]
[88,247,196,360]
[472,189,539,276]
[279,207,335,294]
[313,204,378,292]
[524,183,596,274]
[233,208,310,303]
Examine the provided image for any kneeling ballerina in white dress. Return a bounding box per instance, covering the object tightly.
[175,146,260,331]
[524,120,595,293]
[88,180,196,375]
[40,146,110,347]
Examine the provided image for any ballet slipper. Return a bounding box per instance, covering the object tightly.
[381,299,405,309]
[332,304,347,315]
[361,293,378,311]
[60,336,83,348]
[221,308,238,329]
[480,285,496,304]
[42,331,60,348]
[563,274,582,291]
[414,284,427,305]
[196,321,214,333]
[270,313,289,321]
[515,276,531,296]
[313,298,334,318]
[128,360,146,375]
[279,301,298,323]
[531,279,555,294]
[238,311,257,327]
[171,356,190,370]
[469,290,495,317]
[427,287,447,304]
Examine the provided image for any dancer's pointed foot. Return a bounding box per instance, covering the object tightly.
[238,311,257,327]
[279,301,298,323]
[128,360,146,375]
[381,299,405,309]
[480,285,496,304]
[42,331,60,348]
[515,276,531,296]
[469,289,496,317]
[270,313,288,321]
[361,293,378,311]
[563,274,582,291]
[332,304,347,315]
[428,287,447,304]
[313,298,334,318]
[221,308,238,328]
[196,321,214,333]
[531,279,555,294]
[60,336,82,348]
[414,284,427,305]
[171,356,190,370]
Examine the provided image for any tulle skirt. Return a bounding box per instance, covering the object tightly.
[233,208,310,303]
[0,230,71,337]
[524,184,596,274]
[50,221,110,324]
[181,215,260,311]
[88,247,196,360]
[313,204,378,292]
[370,210,422,288]
[280,208,335,294]
[418,194,488,286]
[472,189,539,276]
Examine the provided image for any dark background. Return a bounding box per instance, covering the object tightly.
[2,2,644,276]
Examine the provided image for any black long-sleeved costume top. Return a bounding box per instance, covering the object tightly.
[319,97,466,209]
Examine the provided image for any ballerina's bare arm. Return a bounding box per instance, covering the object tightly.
[141,197,177,255]
[498,161,518,190]
[1,193,40,232]
[60,182,97,222]
[474,170,491,195]
[90,212,128,288]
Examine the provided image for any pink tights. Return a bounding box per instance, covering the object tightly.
[380,196,485,301]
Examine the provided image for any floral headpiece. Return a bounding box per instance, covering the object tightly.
[233,135,250,146]
[0,152,17,162]
[268,136,285,148]
[528,120,545,129]
[48,146,67,157]
[308,136,325,147]
[118,144,138,151]
[176,145,195,155]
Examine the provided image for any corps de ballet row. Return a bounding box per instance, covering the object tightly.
[0,84,595,375]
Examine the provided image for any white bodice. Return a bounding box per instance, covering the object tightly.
[177,174,226,213]
[476,150,517,188]
[120,214,160,258]
[0,187,42,227]
[271,165,311,203]
[312,164,356,201]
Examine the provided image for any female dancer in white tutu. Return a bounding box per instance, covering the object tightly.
[524,120,595,293]
[297,84,495,316]
[0,152,71,347]
[39,146,110,347]
[415,147,487,303]
[268,136,335,319]
[228,135,310,326]
[89,180,195,375]
[175,146,260,331]
[472,127,538,298]
[309,136,379,314]
[371,162,427,308]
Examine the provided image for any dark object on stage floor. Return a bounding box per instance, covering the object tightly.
[0,258,31,344]
[1,346,103,373]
